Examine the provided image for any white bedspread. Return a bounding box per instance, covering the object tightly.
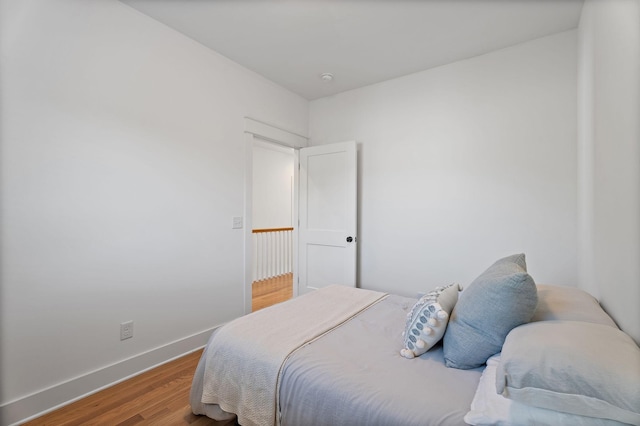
[201,285,387,426]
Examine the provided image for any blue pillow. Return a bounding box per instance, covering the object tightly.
[443,253,537,369]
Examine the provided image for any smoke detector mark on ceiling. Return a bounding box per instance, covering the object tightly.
[320,73,334,82]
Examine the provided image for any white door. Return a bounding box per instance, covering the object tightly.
[298,141,357,293]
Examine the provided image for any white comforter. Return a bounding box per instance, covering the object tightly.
[200,285,387,426]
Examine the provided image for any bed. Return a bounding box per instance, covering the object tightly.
[190,254,640,426]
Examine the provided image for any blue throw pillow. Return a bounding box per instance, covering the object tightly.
[443,253,537,369]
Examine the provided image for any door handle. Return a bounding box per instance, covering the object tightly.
[346,236,355,243]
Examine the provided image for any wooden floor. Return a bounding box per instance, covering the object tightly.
[22,350,227,426]
[23,276,293,425]
[251,273,293,312]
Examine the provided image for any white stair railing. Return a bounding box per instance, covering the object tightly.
[252,227,293,282]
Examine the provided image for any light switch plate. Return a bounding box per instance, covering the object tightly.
[232,216,243,229]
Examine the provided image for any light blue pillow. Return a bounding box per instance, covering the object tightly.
[443,253,537,369]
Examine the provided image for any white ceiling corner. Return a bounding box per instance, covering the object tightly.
[120,0,584,100]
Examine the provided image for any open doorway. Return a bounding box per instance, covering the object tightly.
[251,139,295,311]
[242,117,308,314]
[242,119,358,313]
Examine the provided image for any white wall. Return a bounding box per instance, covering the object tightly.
[0,0,307,422]
[577,0,640,343]
[252,140,294,229]
[309,31,578,297]
[3,1,636,423]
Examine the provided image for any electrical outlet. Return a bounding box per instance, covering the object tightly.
[120,321,134,341]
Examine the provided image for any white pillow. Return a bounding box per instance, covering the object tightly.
[496,321,640,425]
[465,355,625,426]
[400,283,459,359]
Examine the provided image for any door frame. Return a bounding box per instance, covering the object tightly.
[243,117,308,314]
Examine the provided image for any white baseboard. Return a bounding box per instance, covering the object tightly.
[0,326,219,426]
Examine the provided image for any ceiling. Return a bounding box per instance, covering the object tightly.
[120,0,584,100]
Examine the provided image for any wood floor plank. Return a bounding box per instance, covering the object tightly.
[115,414,144,426]
[23,283,292,425]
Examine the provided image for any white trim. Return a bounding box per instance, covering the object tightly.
[244,132,255,315]
[244,117,308,149]
[0,326,221,426]
[292,149,300,298]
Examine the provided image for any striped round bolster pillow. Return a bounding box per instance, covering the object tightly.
[401,283,460,359]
